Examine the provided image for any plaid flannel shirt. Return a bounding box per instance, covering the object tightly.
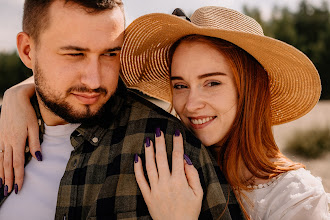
[0,81,244,220]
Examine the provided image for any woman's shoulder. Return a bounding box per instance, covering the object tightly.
[246,168,323,191]
[257,168,327,201]
[243,168,330,219]
[280,168,324,189]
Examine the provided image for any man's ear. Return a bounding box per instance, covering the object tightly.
[17,32,34,69]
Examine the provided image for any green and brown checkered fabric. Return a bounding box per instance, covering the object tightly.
[0,81,244,219]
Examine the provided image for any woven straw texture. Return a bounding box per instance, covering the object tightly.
[120,6,321,125]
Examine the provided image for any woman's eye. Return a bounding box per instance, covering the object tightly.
[173,84,187,89]
[206,81,221,87]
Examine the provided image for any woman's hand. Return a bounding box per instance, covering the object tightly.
[0,82,39,194]
[134,129,203,220]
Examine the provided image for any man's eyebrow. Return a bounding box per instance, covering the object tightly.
[59,46,122,52]
[105,46,122,52]
[170,72,226,81]
[60,46,89,51]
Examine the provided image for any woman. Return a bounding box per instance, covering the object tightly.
[120,6,330,219]
[1,6,329,219]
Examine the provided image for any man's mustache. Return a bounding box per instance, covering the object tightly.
[67,86,108,95]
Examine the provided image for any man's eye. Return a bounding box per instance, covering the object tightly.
[67,53,83,57]
[104,52,118,57]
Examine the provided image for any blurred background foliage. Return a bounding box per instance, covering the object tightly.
[286,127,330,158]
[244,0,330,99]
[0,51,32,96]
[1,0,330,98]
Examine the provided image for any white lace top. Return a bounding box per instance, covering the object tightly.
[241,168,330,220]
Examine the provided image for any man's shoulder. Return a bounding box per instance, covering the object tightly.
[126,90,178,122]
[125,90,203,147]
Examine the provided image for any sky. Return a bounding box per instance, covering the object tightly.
[0,0,329,52]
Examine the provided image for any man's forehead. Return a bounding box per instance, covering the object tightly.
[36,2,124,52]
[48,0,125,25]
[45,1,124,34]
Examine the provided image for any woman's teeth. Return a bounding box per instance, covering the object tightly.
[190,117,215,125]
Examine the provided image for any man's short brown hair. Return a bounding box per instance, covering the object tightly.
[22,0,124,42]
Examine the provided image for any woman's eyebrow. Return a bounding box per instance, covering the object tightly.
[170,72,226,81]
[198,72,226,79]
[170,76,183,81]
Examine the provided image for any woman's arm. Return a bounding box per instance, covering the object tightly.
[0,76,38,194]
[134,129,203,220]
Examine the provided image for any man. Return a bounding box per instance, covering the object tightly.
[0,0,242,219]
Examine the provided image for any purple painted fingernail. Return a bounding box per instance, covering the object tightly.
[134,154,139,163]
[155,127,161,137]
[174,129,180,137]
[35,151,43,161]
[14,184,18,194]
[4,185,8,196]
[145,137,150,147]
[0,178,2,188]
[184,154,193,165]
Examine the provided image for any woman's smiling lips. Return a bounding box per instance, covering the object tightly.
[72,93,100,105]
[188,116,216,129]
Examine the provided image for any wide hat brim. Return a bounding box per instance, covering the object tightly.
[120,8,321,125]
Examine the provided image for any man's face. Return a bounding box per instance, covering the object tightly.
[31,1,124,125]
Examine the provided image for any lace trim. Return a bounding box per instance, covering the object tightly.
[246,174,282,189]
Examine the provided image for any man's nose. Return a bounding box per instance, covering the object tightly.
[81,58,102,90]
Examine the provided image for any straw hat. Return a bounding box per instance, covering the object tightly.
[120,6,321,125]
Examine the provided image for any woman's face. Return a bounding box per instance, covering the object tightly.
[171,40,238,147]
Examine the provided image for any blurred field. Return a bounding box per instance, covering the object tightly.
[1,97,329,192]
[273,100,330,192]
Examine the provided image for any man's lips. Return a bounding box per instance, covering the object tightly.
[72,93,101,105]
[189,116,216,129]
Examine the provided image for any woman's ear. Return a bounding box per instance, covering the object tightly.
[16,32,34,69]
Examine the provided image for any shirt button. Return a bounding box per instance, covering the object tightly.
[92,137,99,143]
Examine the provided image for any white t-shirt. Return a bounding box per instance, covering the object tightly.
[241,168,330,220]
[0,123,80,220]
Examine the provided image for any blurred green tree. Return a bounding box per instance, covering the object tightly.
[244,0,330,99]
[0,51,32,96]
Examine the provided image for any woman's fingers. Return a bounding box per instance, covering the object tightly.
[172,130,185,179]
[27,120,42,161]
[133,130,203,220]
[154,129,170,180]
[12,144,25,192]
[134,155,151,200]
[0,82,39,194]
[3,145,13,194]
[184,160,203,198]
[144,138,158,187]
[6,133,26,193]
[0,142,4,188]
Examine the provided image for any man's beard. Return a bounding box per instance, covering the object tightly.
[34,61,108,124]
